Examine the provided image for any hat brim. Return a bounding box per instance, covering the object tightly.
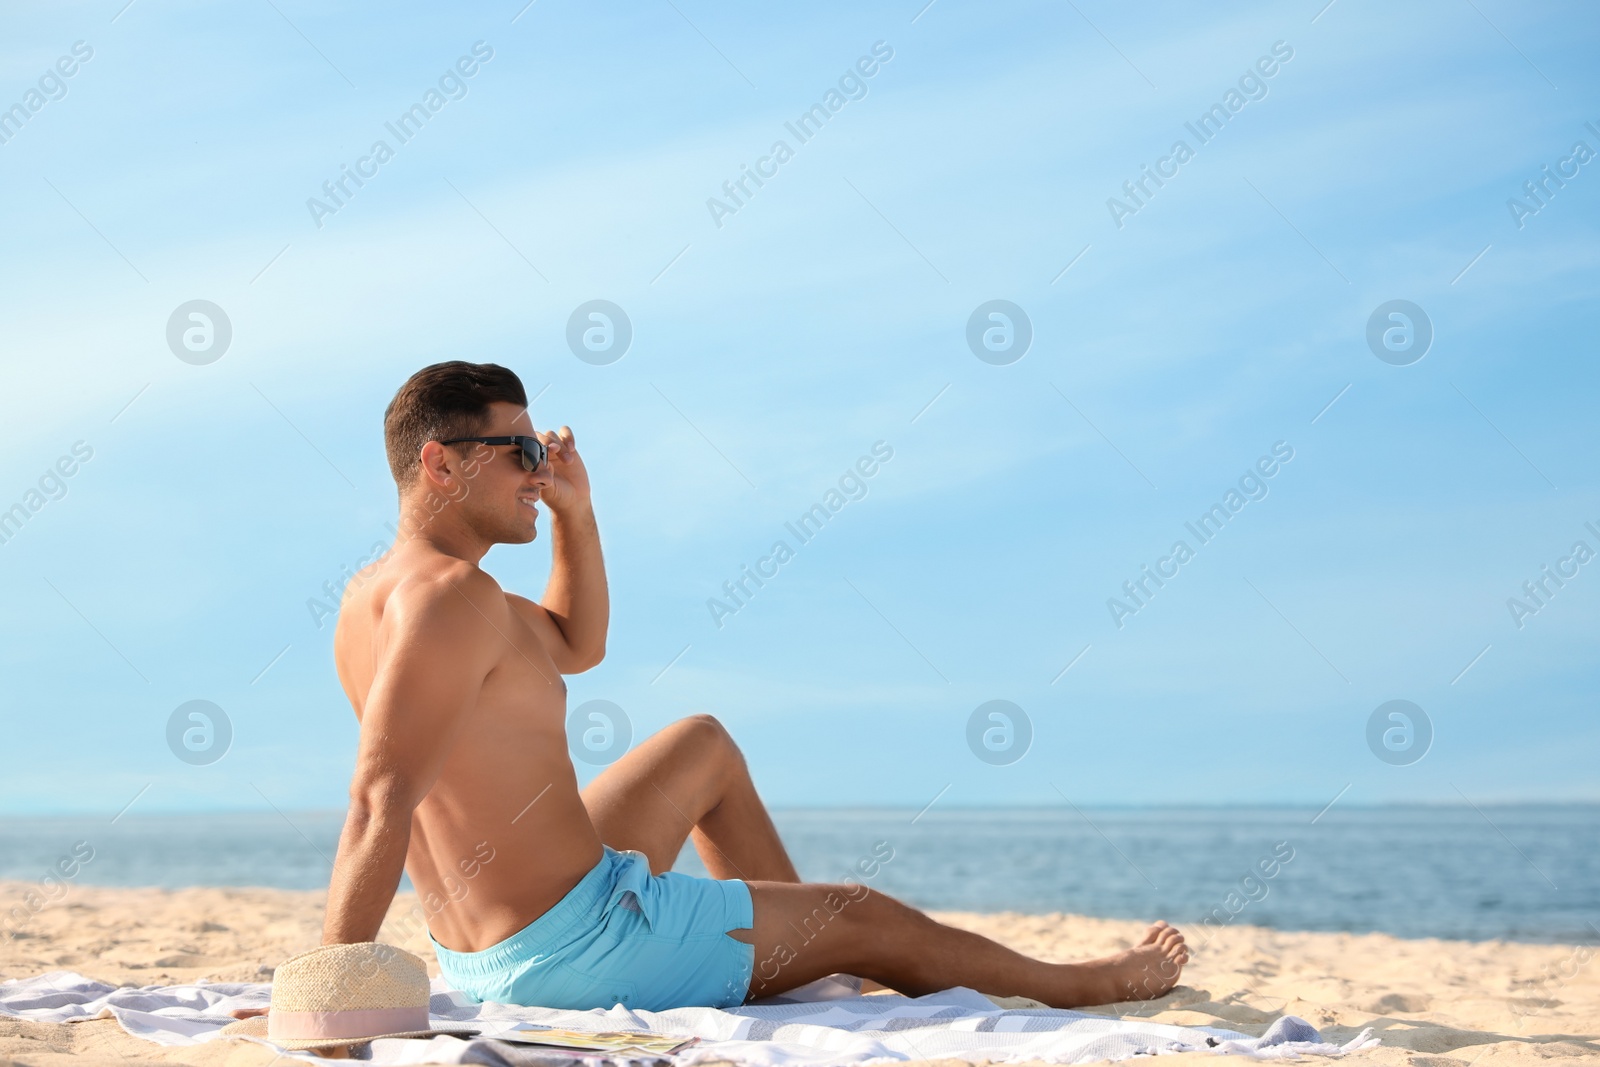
[218,1014,478,1050]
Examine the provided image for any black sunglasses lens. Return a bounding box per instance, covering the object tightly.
[520,442,542,471]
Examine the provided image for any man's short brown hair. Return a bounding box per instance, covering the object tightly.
[384,361,528,487]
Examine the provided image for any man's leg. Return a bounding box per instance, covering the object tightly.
[582,714,799,881]
[580,715,1187,1007]
[737,881,1189,1009]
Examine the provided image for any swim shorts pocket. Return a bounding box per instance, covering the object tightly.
[561,963,641,1009]
[547,914,649,1009]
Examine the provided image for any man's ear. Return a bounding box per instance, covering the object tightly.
[417,441,457,491]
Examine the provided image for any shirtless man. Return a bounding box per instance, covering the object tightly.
[320,360,1188,1011]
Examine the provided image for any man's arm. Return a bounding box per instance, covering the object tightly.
[321,569,502,944]
[537,501,607,670]
[521,425,608,673]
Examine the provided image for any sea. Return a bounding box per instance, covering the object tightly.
[3,806,1596,945]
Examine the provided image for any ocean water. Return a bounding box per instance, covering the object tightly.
[2,806,1596,944]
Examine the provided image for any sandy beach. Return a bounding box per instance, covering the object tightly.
[1,881,1594,1065]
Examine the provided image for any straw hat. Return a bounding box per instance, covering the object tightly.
[219,943,478,1050]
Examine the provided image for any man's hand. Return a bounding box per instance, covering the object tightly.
[535,425,591,514]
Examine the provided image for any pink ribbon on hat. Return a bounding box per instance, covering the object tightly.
[268,1005,429,1041]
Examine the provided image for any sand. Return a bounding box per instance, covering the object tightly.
[1,881,1595,1066]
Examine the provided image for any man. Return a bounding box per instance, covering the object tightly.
[321,360,1188,1012]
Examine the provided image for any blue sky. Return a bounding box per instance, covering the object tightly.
[0,0,1596,816]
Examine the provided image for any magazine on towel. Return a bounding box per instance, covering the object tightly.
[478,1024,698,1055]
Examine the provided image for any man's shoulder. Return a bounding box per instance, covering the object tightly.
[384,556,508,634]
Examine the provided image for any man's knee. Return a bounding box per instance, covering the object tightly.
[678,713,741,758]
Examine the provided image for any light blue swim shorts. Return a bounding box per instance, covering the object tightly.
[433,846,755,1011]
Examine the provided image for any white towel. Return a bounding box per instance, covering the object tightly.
[0,969,1377,1066]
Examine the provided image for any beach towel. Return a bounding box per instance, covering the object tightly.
[0,969,1377,1065]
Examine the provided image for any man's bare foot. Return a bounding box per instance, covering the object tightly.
[1054,921,1188,1007]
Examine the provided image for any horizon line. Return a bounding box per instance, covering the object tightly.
[5,799,1600,819]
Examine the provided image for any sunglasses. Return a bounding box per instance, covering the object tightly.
[439,435,548,472]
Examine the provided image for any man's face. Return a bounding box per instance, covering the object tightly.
[451,401,552,545]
